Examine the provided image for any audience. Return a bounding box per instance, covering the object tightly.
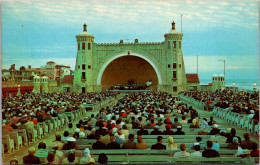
[227,137,239,149]
[174,143,190,158]
[202,141,220,158]
[166,136,178,150]
[98,153,108,164]
[23,147,41,164]
[250,142,259,157]
[135,135,147,149]
[241,133,254,150]
[79,148,95,164]
[151,136,166,150]
[107,136,120,149]
[122,134,136,149]
[4,91,259,164]
[175,126,185,135]
[191,144,202,157]
[92,134,106,150]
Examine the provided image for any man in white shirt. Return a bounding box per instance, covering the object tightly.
[174,143,191,158]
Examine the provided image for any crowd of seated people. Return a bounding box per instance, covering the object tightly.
[3,91,259,164]
[181,91,259,126]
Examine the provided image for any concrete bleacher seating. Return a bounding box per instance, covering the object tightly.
[181,94,260,135]
[2,93,122,158]
[14,129,29,146]
[2,135,15,154]
[55,149,259,164]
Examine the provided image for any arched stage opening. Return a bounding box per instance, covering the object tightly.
[100,55,159,91]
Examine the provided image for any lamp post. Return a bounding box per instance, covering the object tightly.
[218,59,225,77]
[253,82,257,92]
[181,14,183,33]
[17,84,21,96]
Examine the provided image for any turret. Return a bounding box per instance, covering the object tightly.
[32,75,41,93]
[41,76,48,93]
[164,21,187,94]
[73,23,95,93]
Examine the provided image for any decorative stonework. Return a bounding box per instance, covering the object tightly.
[72,22,188,96]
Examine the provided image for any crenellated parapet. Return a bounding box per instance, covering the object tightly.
[96,41,164,46]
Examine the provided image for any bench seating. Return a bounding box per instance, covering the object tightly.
[77,143,230,150]
[2,135,15,154]
[57,149,258,164]
[14,129,29,146]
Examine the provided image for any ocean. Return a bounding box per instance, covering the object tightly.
[200,79,259,91]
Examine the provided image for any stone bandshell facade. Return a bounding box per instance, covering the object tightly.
[72,21,188,95]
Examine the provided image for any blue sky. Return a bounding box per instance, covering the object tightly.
[1,0,259,80]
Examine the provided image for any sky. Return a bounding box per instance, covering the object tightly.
[1,0,259,80]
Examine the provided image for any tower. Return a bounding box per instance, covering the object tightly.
[32,75,41,93]
[73,23,95,93]
[41,76,49,93]
[212,74,225,91]
[164,21,187,94]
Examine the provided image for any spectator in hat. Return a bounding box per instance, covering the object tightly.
[162,124,174,135]
[92,134,107,150]
[62,137,77,150]
[174,144,190,158]
[166,136,178,150]
[23,147,41,164]
[151,136,166,150]
[191,144,202,157]
[202,141,220,158]
[209,124,220,135]
[175,126,185,135]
